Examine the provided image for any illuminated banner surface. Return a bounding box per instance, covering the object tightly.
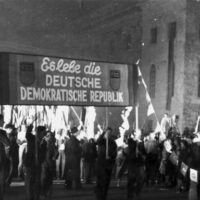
[0,53,136,106]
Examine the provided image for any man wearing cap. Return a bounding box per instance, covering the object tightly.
[64,125,82,189]
[94,127,117,200]
[23,125,47,200]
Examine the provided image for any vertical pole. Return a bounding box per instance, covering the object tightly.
[35,105,38,166]
[135,104,139,134]
[105,107,109,159]
[105,107,108,128]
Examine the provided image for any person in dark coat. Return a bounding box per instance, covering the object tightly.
[94,127,117,200]
[82,138,97,184]
[40,131,58,199]
[188,136,200,200]
[23,125,47,200]
[124,135,146,200]
[64,127,82,190]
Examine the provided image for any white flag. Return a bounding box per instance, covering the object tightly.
[147,103,154,116]
[137,66,142,77]
[154,121,162,132]
[145,91,151,103]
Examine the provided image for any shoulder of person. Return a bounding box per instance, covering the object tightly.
[0,129,6,135]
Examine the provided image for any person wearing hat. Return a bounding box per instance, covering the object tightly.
[64,124,82,190]
[23,125,47,200]
[94,127,117,200]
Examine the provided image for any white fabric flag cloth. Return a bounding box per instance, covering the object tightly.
[147,103,154,116]
[145,91,151,103]
[154,121,166,142]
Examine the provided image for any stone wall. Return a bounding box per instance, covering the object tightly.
[140,0,187,131]
[183,0,200,129]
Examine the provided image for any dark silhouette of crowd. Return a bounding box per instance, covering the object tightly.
[0,112,200,200]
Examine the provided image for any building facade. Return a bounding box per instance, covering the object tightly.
[79,0,200,132]
[140,0,200,132]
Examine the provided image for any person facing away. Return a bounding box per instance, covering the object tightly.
[64,126,82,190]
[23,125,47,200]
[82,137,97,184]
[94,127,117,200]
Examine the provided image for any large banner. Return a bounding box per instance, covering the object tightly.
[0,53,136,106]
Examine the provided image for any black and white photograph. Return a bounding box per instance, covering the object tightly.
[0,0,199,199]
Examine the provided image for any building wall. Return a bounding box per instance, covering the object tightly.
[183,0,200,129]
[76,6,142,64]
[140,0,187,131]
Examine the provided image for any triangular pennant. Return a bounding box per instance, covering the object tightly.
[147,103,154,116]
[137,66,142,77]
[190,168,198,183]
[137,66,142,84]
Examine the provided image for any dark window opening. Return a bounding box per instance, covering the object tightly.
[168,22,176,39]
[150,27,157,44]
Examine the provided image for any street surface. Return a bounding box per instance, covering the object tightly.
[5,179,188,200]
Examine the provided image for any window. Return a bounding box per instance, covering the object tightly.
[198,64,200,97]
[166,22,176,110]
[168,22,176,40]
[149,64,156,98]
[150,27,157,44]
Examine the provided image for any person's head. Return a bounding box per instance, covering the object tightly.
[104,127,112,139]
[5,123,15,135]
[164,113,168,118]
[37,126,46,141]
[69,126,79,137]
[0,114,4,127]
[45,131,55,143]
[106,127,112,134]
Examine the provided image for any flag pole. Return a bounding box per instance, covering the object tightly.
[137,64,160,131]
[135,104,139,134]
[70,106,81,122]
[105,107,109,159]
[35,105,38,166]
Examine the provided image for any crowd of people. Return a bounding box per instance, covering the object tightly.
[0,111,199,200]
